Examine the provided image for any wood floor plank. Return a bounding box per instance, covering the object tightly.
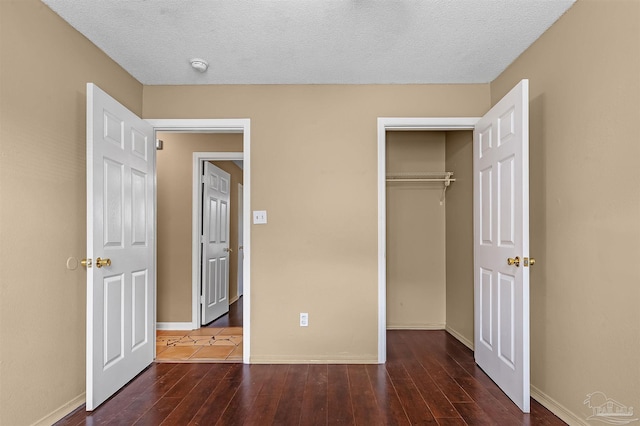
[133,397,182,426]
[188,374,242,425]
[391,379,438,424]
[364,364,409,426]
[328,365,356,425]
[399,359,461,419]
[81,363,178,425]
[453,374,524,425]
[160,364,232,425]
[458,359,534,419]
[243,365,290,425]
[104,365,194,425]
[452,402,495,426]
[530,399,567,426]
[215,384,258,425]
[418,354,474,403]
[272,364,309,425]
[258,364,290,395]
[163,363,215,398]
[435,416,468,425]
[243,392,283,426]
[299,364,329,425]
[398,331,473,405]
[347,365,385,426]
[216,365,278,425]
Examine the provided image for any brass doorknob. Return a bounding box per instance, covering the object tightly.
[224,248,233,253]
[96,257,111,268]
[529,258,536,266]
[81,258,92,268]
[507,256,520,267]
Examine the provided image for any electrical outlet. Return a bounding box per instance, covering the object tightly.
[300,312,309,327]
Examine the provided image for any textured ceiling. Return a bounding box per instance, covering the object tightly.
[41,0,575,85]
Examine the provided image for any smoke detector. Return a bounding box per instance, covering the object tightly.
[190,58,209,73]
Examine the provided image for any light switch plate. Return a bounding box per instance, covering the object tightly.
[253,210,267,224]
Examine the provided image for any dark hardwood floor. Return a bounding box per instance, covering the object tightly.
[57,328,565,425]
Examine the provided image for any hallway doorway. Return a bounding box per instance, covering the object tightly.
[156,297,243,362]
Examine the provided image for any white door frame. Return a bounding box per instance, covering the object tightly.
[377,117,479,363]
[147,119,251,364]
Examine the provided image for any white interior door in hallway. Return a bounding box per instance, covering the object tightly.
[201,161,231,324]
[86,83,155,411]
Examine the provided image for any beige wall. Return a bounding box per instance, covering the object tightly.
[444,131,474,347]
[491,0,640,422]
[0,1,143,424]
[144,85,490,362]
[156,133,243,323]
[386,132,446,329]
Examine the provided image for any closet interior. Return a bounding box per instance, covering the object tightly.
[386,130,474,342]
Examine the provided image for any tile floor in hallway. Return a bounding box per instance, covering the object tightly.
[155,327,243,362]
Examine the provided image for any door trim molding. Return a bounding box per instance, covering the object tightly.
[376,117,479,363]
[147,119,251,364]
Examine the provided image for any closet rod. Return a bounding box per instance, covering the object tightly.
[385,171,455,183]
[385,178,457,182]
[386,172,456,204]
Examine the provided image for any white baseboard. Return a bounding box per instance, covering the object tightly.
[386,323,445,330]
[445,326,474,351]
[230,295,239,304]
[31,393,85,426]
[531,385,588,426]
[156,322,194,331]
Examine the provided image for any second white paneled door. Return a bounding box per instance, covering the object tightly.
[201,162,231,324]
[86,83,155,410]
[473,79,530,412]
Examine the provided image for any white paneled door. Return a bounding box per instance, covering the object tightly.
[201,162,231,325]
[86,84,155,411]
[473,79,530,412]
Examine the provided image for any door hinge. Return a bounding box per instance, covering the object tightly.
[200,235,204,243]
[200,295,205,304]
[201,175,206,184]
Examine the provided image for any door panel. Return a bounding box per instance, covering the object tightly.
[479,268,493,348]
[86,83,155,411]
[201,162,231,324]
[474,79,530,412]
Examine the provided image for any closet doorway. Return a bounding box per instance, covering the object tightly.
[385,129,474,343]
[377,118,478,362]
